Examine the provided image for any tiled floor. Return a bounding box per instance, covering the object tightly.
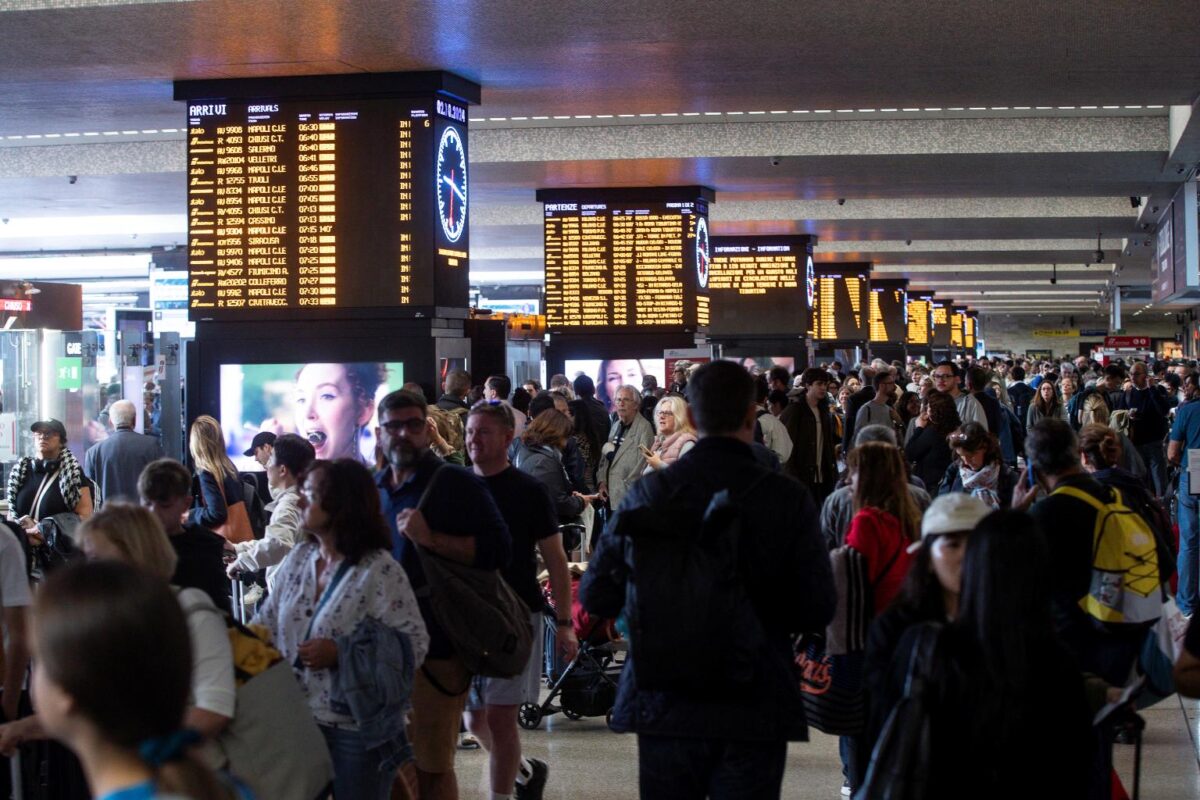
[459,694,1200,798]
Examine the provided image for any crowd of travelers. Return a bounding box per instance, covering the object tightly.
[0,353,1197,799]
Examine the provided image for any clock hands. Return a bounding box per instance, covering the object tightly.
[442,174,466,203]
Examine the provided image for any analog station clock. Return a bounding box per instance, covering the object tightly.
[695,216,709,289]
[436,125,467,243]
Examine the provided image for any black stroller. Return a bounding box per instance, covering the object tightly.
[517,573,623,730]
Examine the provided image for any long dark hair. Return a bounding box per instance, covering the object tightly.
[304,459,392,565]
[34,562,234,799]
[568,398,602,463]
[926,390,961,436]
[895,537,956,620]
[955,510,1056,720]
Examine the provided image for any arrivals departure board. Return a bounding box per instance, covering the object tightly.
[906,291,933,346]
[175,73,479,319]
[964,313,977,351]
[708,235,814,336]
[537,187,714,331]
[812,264,870,341]
[950,307,966,349]
[868,278,907,343]
[931,300,951,347]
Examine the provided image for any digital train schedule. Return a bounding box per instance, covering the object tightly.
[180,89,471,319]
[538,187,714,331]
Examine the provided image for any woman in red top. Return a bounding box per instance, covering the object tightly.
[845,442,921,614]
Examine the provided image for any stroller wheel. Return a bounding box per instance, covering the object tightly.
[605,708,616,730]
[518,703,543,730]
[562,708,583,721]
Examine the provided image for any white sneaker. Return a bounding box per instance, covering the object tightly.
[841,780,851,797]
[242,584,264,606]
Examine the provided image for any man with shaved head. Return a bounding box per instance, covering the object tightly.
[83,398,162,505]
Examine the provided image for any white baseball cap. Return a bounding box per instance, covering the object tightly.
[909,493,992,553]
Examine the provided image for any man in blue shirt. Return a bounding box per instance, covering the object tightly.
[1169,400,1200,617]
[376,389,511,800]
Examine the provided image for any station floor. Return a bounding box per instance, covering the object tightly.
[459,694,1200,798]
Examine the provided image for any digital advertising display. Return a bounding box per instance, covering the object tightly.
[708,235,814,337]
[220,361,405,470]
[563,358,666,414]
[177,74,477,320]
[868,278,908,344]
[538,187,714,332]
[721,356,797,376]
[812,263,870,341]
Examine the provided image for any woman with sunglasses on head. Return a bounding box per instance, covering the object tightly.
[941,422,1018,509]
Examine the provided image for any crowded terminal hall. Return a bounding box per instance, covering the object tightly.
[1,4,1200,799]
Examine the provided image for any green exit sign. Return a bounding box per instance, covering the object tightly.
[56,357,82,390]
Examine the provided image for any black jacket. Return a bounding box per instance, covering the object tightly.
[972,390,1002,436]
[1006,382,1034,430]
[779,400,836,491]
[579,437,835,742]
[512,440,585,523]
[904,425,954,492]
[1122,385,1170,445]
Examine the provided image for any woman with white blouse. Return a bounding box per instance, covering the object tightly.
[253,458,428,800]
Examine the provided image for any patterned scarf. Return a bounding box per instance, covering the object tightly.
[6,449,84,517]
[959,461,1002,509]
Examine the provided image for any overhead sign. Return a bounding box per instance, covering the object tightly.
[1104,336,1151,349]
[1033,329,1079,338]
[56,357,83,390]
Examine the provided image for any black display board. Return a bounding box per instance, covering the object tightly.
[868,278,907,344]
[812,263,869,342]
[708,235,814,337]
[950,306,967,349]
[906,291,934,347]
[175,72,479,320]
[930,298,952,348]
[536,187,714,332]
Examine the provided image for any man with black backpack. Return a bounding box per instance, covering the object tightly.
[580,361,835,799]
[376,389,512,800]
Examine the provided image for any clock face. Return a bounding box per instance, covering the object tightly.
[436,125,467,243]
[805,255,816,308]
[695,216,709,289]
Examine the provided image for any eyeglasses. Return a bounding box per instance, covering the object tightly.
[381,418,427,433]
[932,373,955,380]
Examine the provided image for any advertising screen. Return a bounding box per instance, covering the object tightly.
[220,361,405,469]
[721,356,796,377]
[564,358,666,413]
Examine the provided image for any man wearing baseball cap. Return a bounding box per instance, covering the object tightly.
[242,431,276,506]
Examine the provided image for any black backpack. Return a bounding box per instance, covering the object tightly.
[618,471,772,696]
[237,474,268,540]
[856,623,943,799]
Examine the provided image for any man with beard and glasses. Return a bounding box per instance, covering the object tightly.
[375,389,512,800]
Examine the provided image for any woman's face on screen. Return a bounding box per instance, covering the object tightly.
[294,363,369,461]
[604,360,644,409]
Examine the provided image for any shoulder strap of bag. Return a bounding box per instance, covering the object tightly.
[30,467,63,521]
[301,560,352,643]
[1050,484,1107,513]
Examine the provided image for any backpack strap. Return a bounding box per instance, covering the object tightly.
[1049,484,1107,513]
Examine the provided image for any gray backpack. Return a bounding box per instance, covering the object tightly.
[414,467,533,678]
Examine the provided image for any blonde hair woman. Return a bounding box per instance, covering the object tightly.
[188,415,252,544]
[642,395,697,472]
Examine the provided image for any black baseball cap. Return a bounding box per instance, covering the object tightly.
[242,431,277,457]
[31,419,67,441]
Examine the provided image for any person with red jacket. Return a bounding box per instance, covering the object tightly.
[845,442,920,613]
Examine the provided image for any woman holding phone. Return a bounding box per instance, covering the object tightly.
[642,395,697,473]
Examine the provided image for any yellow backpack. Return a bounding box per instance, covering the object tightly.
[1051,485,1162,627]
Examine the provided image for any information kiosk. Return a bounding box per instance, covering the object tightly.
[707,234,815,373]
[536,186,715,392]
[176,72,481,426]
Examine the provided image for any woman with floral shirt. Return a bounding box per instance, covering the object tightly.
[254,459,428,799]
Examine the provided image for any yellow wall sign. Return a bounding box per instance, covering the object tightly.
[1032,329,1080,338]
